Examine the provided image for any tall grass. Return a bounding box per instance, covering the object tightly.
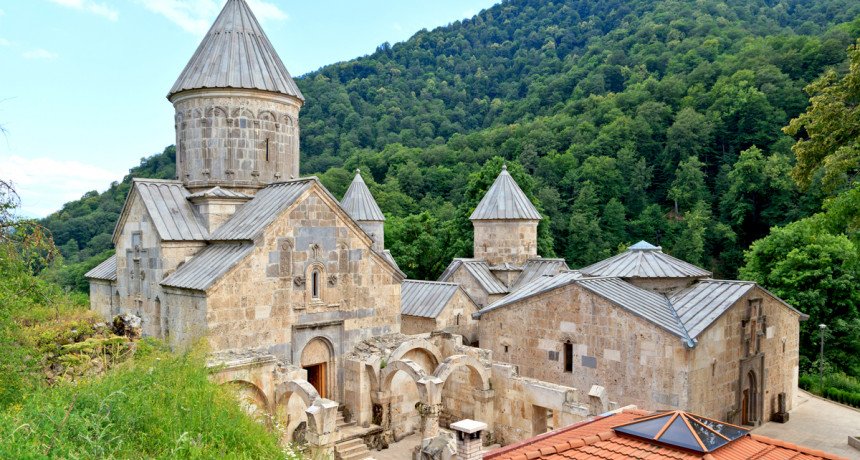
[0,345,289,459]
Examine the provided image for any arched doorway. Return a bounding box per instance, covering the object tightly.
[301,338,334,399]
[229,381,270,426]
[742,370,758,425]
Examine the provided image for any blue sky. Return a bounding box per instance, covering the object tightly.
[0,0,500,217]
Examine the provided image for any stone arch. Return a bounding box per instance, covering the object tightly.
[276,379,321,409]
[258,110,277,122]
[390,338,442,371]
[206,106,228,118]
[227,380,270,424]
[433,354,490,391]
[274,379,321,443]
[381,359,427,393]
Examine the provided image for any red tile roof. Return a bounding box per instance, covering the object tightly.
[483,410,850,460]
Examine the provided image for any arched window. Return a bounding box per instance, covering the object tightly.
[311,269,320,299]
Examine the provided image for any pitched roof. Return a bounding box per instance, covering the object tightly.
[168,0,304,100]
[340,170,385,221]
[484,409,850,460]
[612,410,748,453]
[470,165,541,221]
[85,255,117,281]
[439,259,509,295]
[671,280,756,339]
[380,250,406,278]
[476,271,581,317]
[577,278,690,341]
[161,243,254,291]
[210,178,314,240]
[580,241,711,278]
[122,179,209,242]
[511,258,571,291]
[187,186,253,200]
[401,280,462,318]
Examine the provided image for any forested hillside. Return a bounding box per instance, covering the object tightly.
[45,0,860,285]
[29,0,860,396]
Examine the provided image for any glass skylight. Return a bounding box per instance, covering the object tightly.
[612,410,749,453]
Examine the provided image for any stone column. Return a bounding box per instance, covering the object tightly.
[451,419,488,460]
[417,402,443,440]
[374,391,393,444]
[417,376,444,440]
[305,398,339,460]
[472,388,495,433]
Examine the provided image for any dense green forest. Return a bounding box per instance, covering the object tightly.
[37,0,860,381]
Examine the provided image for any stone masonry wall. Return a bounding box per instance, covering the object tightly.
[687,287,801,422]
[114,194,206,338]
[89,280,116,321]
[202,186,402,401]
[446,266,492,309]
[477,283,691,413]
[172,89,302,191]
[472,220,538,266]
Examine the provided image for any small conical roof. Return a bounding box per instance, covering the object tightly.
[341,170,385,221]
[168,0,303,101]
[470,165,542,221]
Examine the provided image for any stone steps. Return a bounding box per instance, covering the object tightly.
[335,438,372,460]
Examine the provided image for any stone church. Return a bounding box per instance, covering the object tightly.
[86,0,807,457]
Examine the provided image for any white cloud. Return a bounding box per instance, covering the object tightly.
[392,22,403,32]
[1,156,124,218]
[137,0,287,35]
[48,0,119,21]
[22,48,58,60]
[0,38,10,47]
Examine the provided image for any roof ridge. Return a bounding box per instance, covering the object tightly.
[403,279,458,286]
[131,177,183,184]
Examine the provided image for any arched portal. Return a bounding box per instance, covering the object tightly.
[743,370,758,425]
[274,379,321,443]
[301,337,334,399]
[434,355,492,429]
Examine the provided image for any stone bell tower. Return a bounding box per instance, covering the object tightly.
[168,0,304,194]
[470,164,542,266]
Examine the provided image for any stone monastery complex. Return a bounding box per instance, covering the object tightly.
[85,1,812,458]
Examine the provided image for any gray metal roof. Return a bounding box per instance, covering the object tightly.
[671,280,755,339]
[187,186,252,200]
[477,271,581,316]
[401,280,461,318]
[168,0,304,101]
[579,241,711,278]
[210,179,313,240]
[85,255,117,281]
[577,277,690,341]
[133,179,209,241]
[469,165,542,221]
[340,170,385,221]
[161,243,254,291]
[439,259,509,295]
[511,258,570,291]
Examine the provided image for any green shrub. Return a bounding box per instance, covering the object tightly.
[0,348,290,459]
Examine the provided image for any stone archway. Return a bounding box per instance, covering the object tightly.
[433,354,494,432]
[274,379,322,443]
[301,337,334,399]
[390,338,442,371]
[379,359,444,441]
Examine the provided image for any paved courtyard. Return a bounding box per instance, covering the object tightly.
[754,390,860,458]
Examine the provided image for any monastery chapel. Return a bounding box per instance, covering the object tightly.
[85,0,808,457]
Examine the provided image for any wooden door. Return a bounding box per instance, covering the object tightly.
[741,389,749,425]
[306,363,327,399]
